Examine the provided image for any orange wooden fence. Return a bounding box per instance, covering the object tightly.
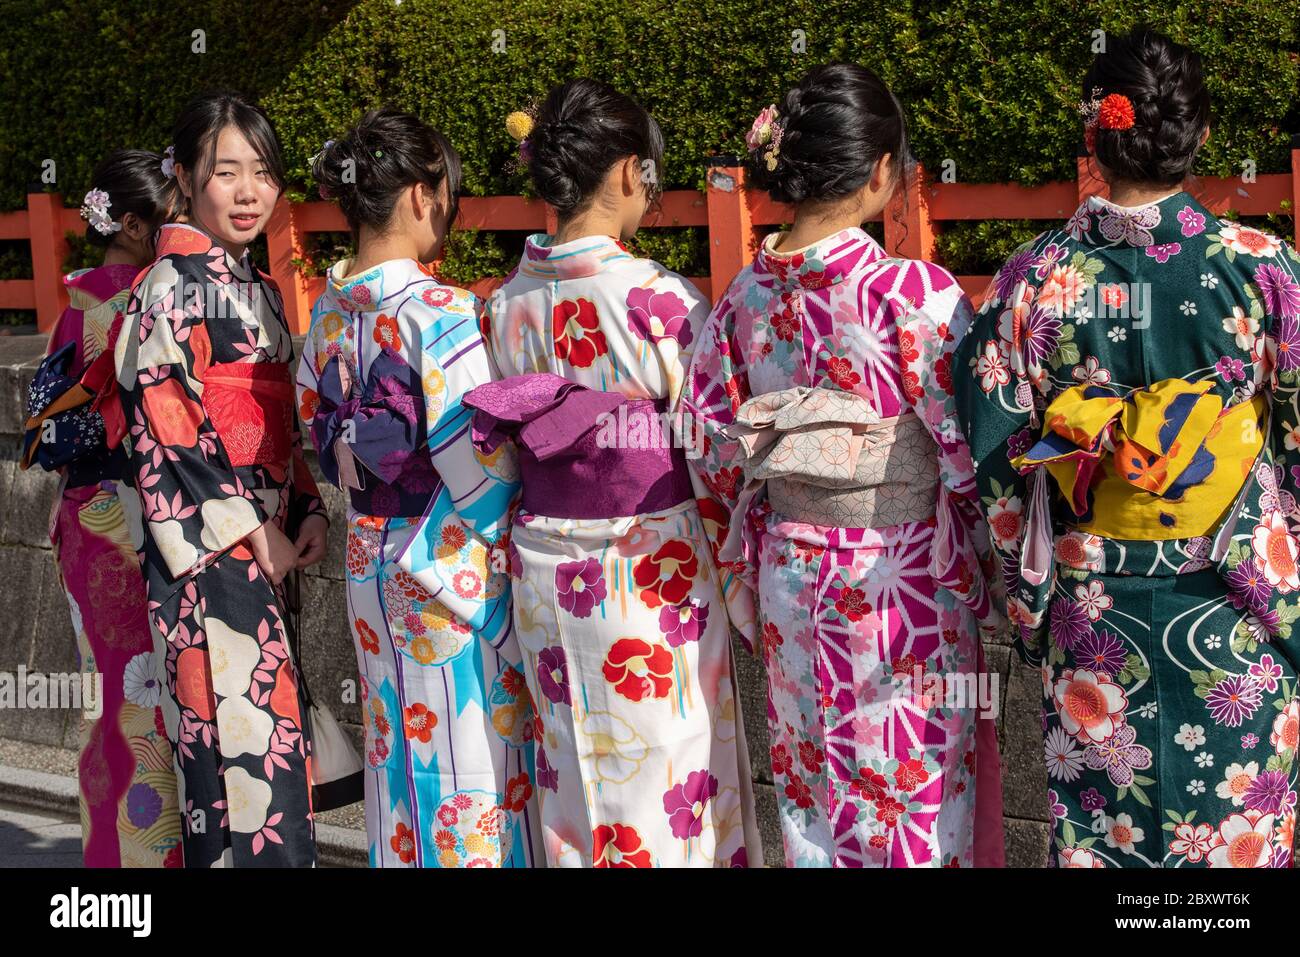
[5,150,1298,335]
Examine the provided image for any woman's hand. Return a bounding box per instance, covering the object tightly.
[246,521,300,586]
[293,514,329,569]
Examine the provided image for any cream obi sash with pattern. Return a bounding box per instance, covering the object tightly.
[726,387,939,528]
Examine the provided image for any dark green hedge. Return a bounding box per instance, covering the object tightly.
[4,0,1298,277]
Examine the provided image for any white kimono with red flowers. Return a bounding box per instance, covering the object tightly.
[481,233,761,867]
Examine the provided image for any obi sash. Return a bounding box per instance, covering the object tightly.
[725,387,939,529]
[1012,377,1266,583]
[311,351,437,518]
[203,361,294,468]
[463,372,693,521]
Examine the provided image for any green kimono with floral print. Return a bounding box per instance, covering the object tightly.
[955,191,1298,868]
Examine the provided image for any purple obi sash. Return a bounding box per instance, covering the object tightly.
[313,350,439,518]
[463,373,693,520]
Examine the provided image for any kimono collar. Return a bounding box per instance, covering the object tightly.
[325,257,434,311]
[154,222,257,281]
[63,263,139,305]
[755,226,885,291]
[518,233,634,281]
[1070,190,1213,249]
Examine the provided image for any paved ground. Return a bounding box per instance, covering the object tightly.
[0,737,367,867]
[0,801,82,868]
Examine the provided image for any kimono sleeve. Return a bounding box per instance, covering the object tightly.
[394,290,519,645]
[953,277,1046,665]
[288,379,326,535]
[45,301,82,364]
[117,256,270,581]
[1220,242,1300,663]
[293,301,326,448]
[679,285,759,651]
[897,275,1007,636]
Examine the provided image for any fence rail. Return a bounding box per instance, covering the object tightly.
[4,150,1298,335]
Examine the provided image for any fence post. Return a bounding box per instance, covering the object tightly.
[884,164,936,262]
[1292,136,1299,245]
[28,192,70,333]
[705,158,756,301]
[265,197,313,335]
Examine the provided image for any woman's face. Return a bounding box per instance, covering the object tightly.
[180,124,281,258]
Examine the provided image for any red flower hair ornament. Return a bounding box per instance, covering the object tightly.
[1078,87,1136,153]
[1097,93,1136,130]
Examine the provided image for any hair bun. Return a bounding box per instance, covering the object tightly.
[746,62,909,207]
[525,78,664,218]
[315,108,462,236]
[1082,29,1209,186]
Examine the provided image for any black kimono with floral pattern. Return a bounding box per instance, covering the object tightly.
[116,223,326,867]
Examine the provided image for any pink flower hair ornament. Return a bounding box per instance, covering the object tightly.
[747,104,784,171]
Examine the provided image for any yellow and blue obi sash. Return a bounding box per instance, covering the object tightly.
[1012,378,1265,541]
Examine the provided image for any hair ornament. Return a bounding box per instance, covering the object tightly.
[747,104,784,171]
[80,188,121,236]
[1097,93,1136,130]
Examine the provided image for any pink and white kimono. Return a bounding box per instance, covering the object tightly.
[682,226,1007,867]
[472,233,761,867]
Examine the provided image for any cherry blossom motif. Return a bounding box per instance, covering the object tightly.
[976,340,1010,393]
[1250,513,1300,592]
[1176,205,1206,237]
[1169,819,1215,863]
[1052,669,1128,744]
[1058,846,1105,868]
[1071,355,1112,385]
[1072,580,1113,621]
[1145,242,1181,264]
[1222,305,1260,351]
[1082,723,1152,787]
[1217,223,1282,258]
[1206,810,1276,868]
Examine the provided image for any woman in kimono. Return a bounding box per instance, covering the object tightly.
[954,30,1299,868]
[115,93,328,867]
[297,109,540,867]
[33,150,182,867]
[466,78,760,867]
[682,63,1007,868]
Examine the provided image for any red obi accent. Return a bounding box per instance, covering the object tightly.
[202,361,294,467]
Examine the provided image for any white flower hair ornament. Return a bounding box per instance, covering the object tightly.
[160,145,176,179]
[80,189,121,237]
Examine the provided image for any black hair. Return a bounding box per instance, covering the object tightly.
[312,108,462,238]
[526,78,665,219]
[1082,28,1210,187]
[746,62,911,206]
[82,149,179,247]
[171,90,286,202]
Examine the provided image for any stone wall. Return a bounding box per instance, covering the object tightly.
[0,333,1051,865]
